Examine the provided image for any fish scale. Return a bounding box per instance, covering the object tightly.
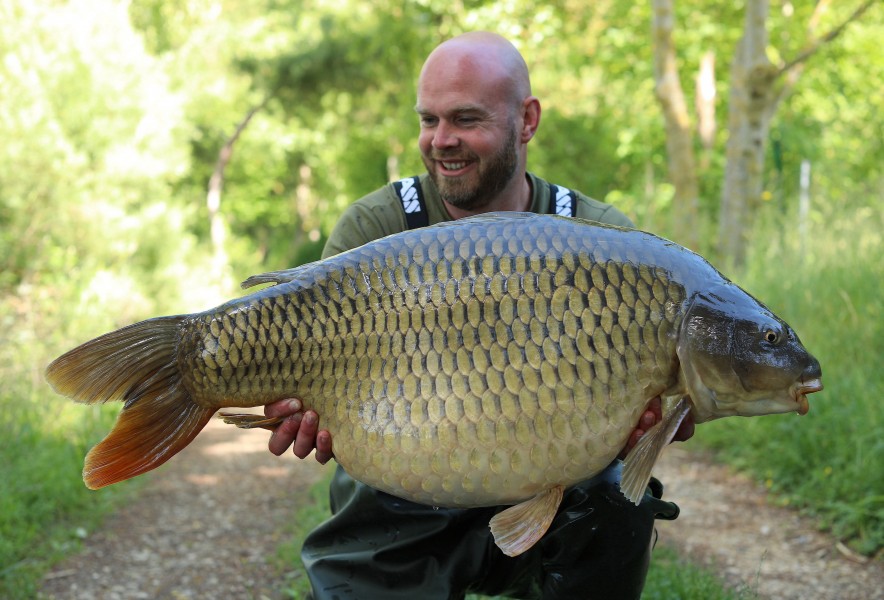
[174,215,688,508]
[46,212,822,557]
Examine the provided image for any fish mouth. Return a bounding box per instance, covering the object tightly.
[791,378,823,415]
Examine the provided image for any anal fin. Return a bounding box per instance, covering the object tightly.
[620,397,691,504]
[218,412,285,431]
[488,485,565,557]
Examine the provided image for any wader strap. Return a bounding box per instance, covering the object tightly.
[549,183,576,217]
[397,177,575,227]
[394,176,429,230]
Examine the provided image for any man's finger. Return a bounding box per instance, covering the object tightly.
[638,409,656,431]
[315,430,334,465]
[292,410,320,459]
[673,414,696,442]
[647,397,662,421]
[265,398,302,418]
[618,429,644,459]
[268,412,302,456]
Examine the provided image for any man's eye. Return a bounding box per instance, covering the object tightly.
[419,116,437,127]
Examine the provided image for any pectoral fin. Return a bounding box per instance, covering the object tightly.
[488,485,565,557]
[620,397,691,504]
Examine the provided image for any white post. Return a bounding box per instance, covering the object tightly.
[799,159,811,256]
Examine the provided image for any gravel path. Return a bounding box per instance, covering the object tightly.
[40,424,881,599]
[40,416,325,600]
[654,446,882,600]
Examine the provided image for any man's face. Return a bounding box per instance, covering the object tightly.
[420,120,519,211]
[416,59,523,211]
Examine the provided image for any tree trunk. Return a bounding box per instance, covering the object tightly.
[695,51,716,171]
[717,0,776,267]
[295,163,322,243]
[651,0,700,249]
[718,0,876,267]
[206,97,271,276]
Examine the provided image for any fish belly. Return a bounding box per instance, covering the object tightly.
[178,214,689,507]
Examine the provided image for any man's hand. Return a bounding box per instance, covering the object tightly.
[265,398,334,464]
[618,396,695,459]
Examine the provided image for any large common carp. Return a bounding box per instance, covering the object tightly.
[46,213,822,556]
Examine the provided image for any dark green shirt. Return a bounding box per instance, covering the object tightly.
[322,172,633,259]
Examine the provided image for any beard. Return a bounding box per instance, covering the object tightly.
[425,126,519,211]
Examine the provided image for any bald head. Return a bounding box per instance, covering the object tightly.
[418,32,532,109]
[414,32,541,215]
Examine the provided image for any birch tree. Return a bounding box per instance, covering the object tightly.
[718,0,876,266]
[651,0,875,264]
[652,0,701,249]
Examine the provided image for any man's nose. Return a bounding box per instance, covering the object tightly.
[432,121,459,149]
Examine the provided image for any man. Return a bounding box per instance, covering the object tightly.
[265,31,694,599]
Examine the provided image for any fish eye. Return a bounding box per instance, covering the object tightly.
[763,329,779,344]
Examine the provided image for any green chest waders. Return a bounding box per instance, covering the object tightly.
[302,463,678,600]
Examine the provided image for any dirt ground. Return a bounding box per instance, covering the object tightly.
[40,421,882,599]
[39,417,326,600]
[653,446,882,600]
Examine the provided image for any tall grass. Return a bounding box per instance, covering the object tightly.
[0,250,226,598]
[0,352,133,596]
[699,205,882,555]
[0,391,139,597]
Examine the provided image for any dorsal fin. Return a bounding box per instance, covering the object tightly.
[241,268,305,289]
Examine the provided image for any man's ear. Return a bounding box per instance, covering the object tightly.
[520,96,541,143]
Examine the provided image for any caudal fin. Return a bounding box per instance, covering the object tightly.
[46,316,214,489]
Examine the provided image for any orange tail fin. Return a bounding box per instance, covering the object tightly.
[46,316,213,489]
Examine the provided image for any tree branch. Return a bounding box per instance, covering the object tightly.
[207,95,273,214]
[778,0,876,77]
[206,94,273,263]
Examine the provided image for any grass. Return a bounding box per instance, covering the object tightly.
[698,205,883,555]
[0,270,188,598]
[0,380,141,599]
[640,546,759,600]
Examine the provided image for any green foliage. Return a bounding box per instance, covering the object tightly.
[1,0,881,595]
[700,203,883,555]
[0,2,219,595]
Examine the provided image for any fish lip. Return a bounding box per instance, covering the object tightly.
[792,378,823,415]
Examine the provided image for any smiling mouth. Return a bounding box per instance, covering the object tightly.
[792,378,823,415]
